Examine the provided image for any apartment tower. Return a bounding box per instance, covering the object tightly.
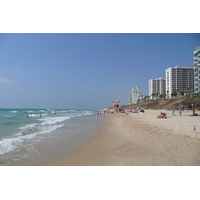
[166,66,194,98]
[149,77,166,98]
[194,46,200,93]
[131,86,143,104]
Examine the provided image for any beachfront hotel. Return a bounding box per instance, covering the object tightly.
[166,66,194,98]
[149,77,166,99]
[193,46,200,93]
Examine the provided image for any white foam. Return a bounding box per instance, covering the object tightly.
[37,124,64,134]
[38,116,71,125]
[0,137,23,154]
[0,123,65,155]
[83,111,94,116]
[9,111,18,113]
[20,123,37,130]
[40,113,48,116]
[28,114,39,117]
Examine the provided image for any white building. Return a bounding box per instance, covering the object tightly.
[131,86,144,104]
[193,46,200,93]
[149,77,166,99]
[128,95,132,105]
[166,66,194,98]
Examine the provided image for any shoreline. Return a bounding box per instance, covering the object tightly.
[45,109,200,166]
[8,114,105,166]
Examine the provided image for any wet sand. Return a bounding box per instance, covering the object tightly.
[45,110,200,166]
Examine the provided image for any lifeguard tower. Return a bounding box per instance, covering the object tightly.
[112,100,120,112]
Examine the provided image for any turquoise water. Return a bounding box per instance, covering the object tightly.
[0,108,104,165]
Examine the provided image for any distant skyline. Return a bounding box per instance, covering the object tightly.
[0,33,200,109]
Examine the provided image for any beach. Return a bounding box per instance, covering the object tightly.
[45,109,200,166]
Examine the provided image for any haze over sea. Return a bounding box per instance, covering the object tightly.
[0,108,105,165]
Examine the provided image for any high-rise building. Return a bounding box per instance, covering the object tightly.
[166,66,194,98]
[193,46,200,93]
[149,77,166,98]
[131,86,144,104]
[128,95,132,105]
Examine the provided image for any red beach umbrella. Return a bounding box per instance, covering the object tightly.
[112,100,120,103]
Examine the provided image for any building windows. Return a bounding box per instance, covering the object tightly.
[166,66,194,98]
[194,47,200,93]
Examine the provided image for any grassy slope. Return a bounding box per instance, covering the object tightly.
[121,98,182,110]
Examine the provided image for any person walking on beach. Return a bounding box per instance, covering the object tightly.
[179,108,182,116]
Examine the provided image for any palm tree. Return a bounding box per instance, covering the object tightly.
[162,91,166,99]
[155,92,159,98]
[180,91,184,96]
[171,90,177,97]
[190,85,194,94]
[186,87,190,95]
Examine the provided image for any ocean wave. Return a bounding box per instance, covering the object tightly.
[9,111,18,113]
[0,109,94,156]
[27,114,39,117]
[20,123,38,134]
[39,110,46,112]
[38,116,71,125]
[37,124,64,134]
[83,111,94,115]
[0,123,64,155]
[4,115,14,118]
[0,137,24,155]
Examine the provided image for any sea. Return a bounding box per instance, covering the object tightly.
[0,108,105,166]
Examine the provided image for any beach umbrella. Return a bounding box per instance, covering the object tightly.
[112,100,120,103]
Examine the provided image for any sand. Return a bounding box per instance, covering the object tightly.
[45,109,200,166]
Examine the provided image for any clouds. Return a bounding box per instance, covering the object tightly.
[0,77,17,84]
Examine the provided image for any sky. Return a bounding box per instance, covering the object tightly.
[0,33,200,109]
